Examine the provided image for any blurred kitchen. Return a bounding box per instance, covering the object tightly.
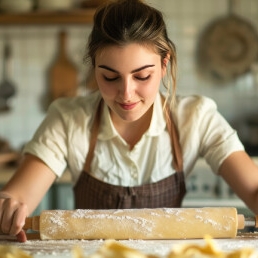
[0,0,258,215]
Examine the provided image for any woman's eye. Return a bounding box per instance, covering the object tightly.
[103,76,119,82]
[103,74,150,81]
[135,75,151,81]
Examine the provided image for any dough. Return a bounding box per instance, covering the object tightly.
[73,240,158,258]
[0,245,32,258]
[167,236,255,258]
[72,237,256,258]
[39,207,239,240]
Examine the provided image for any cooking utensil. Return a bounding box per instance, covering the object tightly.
[20,207,257,240]
[48,30,78,103]
[0,41,16,112]
[196,0,258,83]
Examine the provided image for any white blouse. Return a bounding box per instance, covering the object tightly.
[23,91,244,186]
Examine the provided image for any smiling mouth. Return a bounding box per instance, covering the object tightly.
[119,102,139,110]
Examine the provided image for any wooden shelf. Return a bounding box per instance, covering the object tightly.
[0,9,96,25]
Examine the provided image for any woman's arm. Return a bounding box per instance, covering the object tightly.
[219,151,258,214]
[0,154,56,238]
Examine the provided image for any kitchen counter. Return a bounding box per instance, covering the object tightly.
[1,234,258,257]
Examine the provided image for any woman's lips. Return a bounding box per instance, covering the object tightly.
[119,102,139,110]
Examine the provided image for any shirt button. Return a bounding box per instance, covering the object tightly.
[130,168,138,179]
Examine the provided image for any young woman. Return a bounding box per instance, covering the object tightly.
[1,0,258,242]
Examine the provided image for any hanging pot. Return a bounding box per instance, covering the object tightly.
[196,0,258,83]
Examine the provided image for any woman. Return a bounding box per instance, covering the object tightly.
[1,0,258,242]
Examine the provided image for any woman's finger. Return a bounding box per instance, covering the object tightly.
[0,198,27,236]
[9,203,28,236]
[16,230,27,242]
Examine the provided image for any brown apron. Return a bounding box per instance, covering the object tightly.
[73,98,186,209]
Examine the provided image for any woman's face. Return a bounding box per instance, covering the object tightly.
[95,43,166,123]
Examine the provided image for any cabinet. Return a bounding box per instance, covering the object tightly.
[0,9,95,25]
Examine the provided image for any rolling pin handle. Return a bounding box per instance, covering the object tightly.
[23,217,31,230]
[23,216,40,231]
[237,214,245,229]
[237,215,258,229]
[256,215,258,228]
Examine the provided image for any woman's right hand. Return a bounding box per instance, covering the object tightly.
[0,192,28,241]
[0,154,57,242]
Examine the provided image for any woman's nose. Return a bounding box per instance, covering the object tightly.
[119,78,134,101]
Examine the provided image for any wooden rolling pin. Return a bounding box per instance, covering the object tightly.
[23,207,255,240]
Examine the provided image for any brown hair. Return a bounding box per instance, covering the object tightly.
[84,0,177,107]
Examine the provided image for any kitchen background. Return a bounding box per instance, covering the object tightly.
[0,0,258,216]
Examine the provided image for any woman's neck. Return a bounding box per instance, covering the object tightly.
[111,107,153,150]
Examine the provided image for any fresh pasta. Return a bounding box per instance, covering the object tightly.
[74,237,256,258]
[0,245,32,258]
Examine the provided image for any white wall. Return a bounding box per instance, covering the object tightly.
[0,0,258,149]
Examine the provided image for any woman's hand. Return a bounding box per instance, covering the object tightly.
[0,192,28,242]
[0,154,57,242]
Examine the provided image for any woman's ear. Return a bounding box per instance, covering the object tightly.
[162,54,170,77]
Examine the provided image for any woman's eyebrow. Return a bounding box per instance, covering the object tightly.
[131,65,155,73]
[98,64,155,73]
[98,65,118,73]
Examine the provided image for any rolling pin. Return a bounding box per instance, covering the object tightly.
[23,207,256,240]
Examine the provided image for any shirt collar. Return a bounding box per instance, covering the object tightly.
[98,94,166,141]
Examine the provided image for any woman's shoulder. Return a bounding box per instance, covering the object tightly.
[175,94,217,110]
[172,94,219,125]
[174,94,218,117]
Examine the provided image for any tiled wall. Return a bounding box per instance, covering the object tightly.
[0,0,258,150]
[0,26,91,148]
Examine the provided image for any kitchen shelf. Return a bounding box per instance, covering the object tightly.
[0,8,96,25]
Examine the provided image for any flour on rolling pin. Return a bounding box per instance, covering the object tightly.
[39,207,238,240]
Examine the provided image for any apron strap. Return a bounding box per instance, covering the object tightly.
[84,99,103,172]
[162,98,183,172]
[84,96,183,172]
